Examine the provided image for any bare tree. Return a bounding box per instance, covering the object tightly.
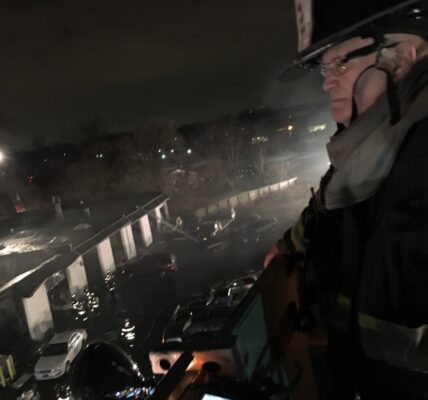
[266,159,291,182]
[252,141,267,176]
[134,120,185,157]
[191,117,247,190]
[68,118,106,143]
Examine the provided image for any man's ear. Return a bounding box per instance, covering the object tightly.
[392,41,417,80]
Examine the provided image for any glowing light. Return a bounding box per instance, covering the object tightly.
[251,136,268,144]
[187,149,192,155]
[0,151,4,162]
[161,154,166,160]
[308,124,327,133]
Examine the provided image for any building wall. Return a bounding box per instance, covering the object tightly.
[82,248,104,286]
[110,231,124,265]
[139,215,153,247]
[65,256,88,296]
[96,238,116,276]
[0,293,23,341]
[120,224,137,260]
[22,284,54,341]
[154,206,162,231]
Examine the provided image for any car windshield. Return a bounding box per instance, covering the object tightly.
[43,343,68,356]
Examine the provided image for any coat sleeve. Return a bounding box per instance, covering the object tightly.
[277,206,308,256]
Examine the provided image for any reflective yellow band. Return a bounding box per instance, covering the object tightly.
[359,313,428,373]
[324,295,428,373]
[337,294,351,306]
[290,215,306,254]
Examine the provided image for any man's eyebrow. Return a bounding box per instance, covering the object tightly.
[320,45,350,63]
[321,52,346,63]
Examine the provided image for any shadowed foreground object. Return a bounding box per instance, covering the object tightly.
[70,342,149,400]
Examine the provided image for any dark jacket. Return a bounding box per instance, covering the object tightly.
[282,96,428,399]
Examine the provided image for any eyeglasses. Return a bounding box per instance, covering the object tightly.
[319,41,400,79]
[319,57,351,78]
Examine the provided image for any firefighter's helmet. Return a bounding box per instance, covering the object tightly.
[279,0,428,81]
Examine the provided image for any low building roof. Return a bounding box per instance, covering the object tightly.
[0,192,169,298]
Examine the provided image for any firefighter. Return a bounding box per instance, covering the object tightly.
[265,1,428,398]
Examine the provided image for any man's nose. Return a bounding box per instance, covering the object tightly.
[322,74,338,91]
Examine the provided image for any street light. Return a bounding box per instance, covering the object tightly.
[0,151,4,163]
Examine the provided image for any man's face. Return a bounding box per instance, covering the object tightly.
[321,37,385,126]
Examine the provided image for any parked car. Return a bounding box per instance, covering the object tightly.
[207,270,260,305]
[207,287,247,308]
[231,216,278,245]
[162,294,208,343]
[163,290,242,343]
[251,216,278,235]
[183,306,234,338]
[195,220,224,242]
[162,305,193,343]
[34,329,87,380]
[185,293,210,310]
[123,253,178,275]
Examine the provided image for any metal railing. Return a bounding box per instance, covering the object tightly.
[148,259,311,399]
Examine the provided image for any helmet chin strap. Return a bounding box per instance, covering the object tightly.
[376,66,401,125]
[349,37,402,125]
[348,63,374,124]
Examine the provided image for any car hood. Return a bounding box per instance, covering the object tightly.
[35,355,67,371]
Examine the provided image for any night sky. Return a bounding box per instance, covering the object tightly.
[0,0,326,148]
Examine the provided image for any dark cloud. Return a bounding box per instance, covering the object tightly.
[0,0,326,147]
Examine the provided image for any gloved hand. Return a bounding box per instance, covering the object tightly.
[263,243,280,269]
[264,237,288,269]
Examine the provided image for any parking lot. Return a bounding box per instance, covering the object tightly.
[9,191,305,400]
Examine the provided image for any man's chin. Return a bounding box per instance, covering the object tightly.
[331,109,351,127]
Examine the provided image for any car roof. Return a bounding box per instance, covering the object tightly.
[50,331,78,344]
[143,253,172,260]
